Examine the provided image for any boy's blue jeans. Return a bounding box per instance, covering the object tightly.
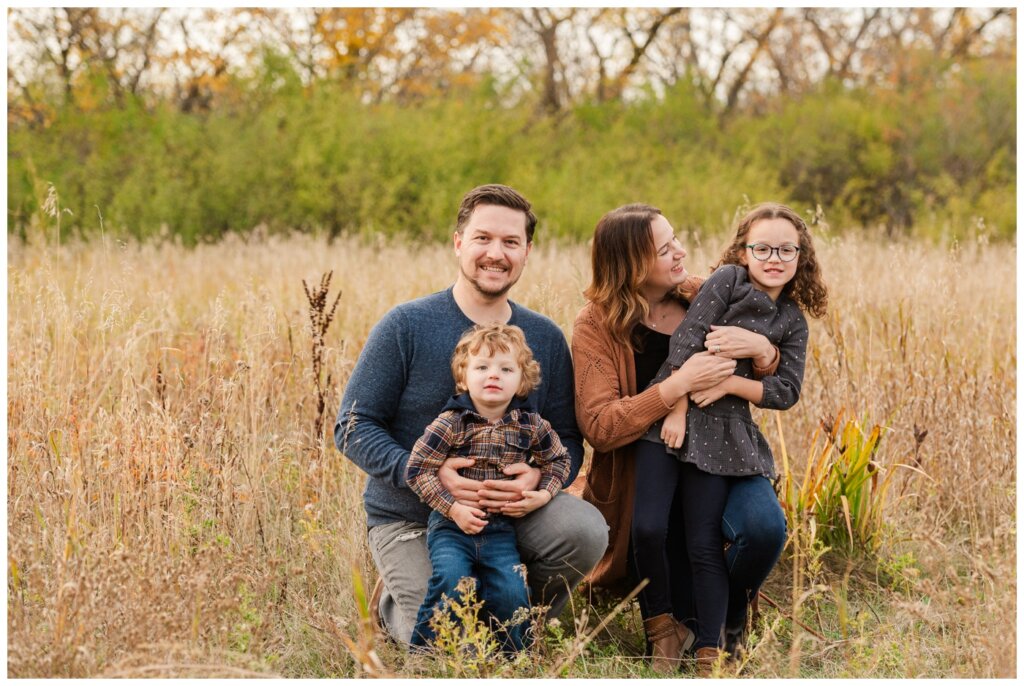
[410,510,530,652]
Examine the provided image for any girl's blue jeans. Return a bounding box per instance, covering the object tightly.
[410,510,530,652]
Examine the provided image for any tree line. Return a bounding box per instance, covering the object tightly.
[7,8,1016,242]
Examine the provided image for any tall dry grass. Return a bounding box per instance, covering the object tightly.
[6,230,1015,677]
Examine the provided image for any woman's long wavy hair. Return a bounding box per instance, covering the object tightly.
[583,203,688,349]
[720,202,829,318]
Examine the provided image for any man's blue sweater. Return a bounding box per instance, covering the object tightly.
[335,287,583,528]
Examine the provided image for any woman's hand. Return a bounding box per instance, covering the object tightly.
[659,352,735,406]
[678,352,736,393]
[705,325,774,366]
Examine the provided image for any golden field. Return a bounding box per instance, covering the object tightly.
[6,231,1015,677]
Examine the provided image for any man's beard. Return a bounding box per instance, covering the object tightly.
[462,261,516,299]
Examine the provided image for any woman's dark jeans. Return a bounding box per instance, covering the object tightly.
[630,440,686,619]
[718,471,787,629]
[411,511,530,652]
[629,440,786,634]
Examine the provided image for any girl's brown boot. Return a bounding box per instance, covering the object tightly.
[695,646,725,677]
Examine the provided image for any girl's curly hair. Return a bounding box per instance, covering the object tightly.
[720,202,829,319]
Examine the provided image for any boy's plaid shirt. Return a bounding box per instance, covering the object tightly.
[406,394,570,519]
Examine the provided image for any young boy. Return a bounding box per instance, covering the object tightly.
[405,323,570,652]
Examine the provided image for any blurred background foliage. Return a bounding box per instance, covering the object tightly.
[7,7,1016,244]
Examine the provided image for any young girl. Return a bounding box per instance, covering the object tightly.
[640,202,828,672]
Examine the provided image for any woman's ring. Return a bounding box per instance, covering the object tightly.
[714,345,721,353]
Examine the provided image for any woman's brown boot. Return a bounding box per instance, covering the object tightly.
[643,614,688,674]
[695,646,725,677]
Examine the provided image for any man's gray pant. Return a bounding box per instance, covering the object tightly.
[367,492,609,646]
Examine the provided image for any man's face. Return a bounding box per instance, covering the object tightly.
[453,204,531,299]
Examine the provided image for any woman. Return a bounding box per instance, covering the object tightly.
[570,204,787,673]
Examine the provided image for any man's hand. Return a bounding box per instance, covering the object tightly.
[437,457,483,507]
[450,502,489,535]
[479,462,541,511]
[502,489,552,518]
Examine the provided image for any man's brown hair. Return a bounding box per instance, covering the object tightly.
[455,184,538,243]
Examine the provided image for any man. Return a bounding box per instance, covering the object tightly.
[335,184,608,646]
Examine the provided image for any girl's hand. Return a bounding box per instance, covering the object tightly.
[691,379,732,408]
[705,325,774,365]
[660,407,688,449]
[502,489,552,518]
[450,502,489,534]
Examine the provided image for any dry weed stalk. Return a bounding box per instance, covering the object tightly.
[302,270,342,453]
[331,564,390,678]
[41,181,72,250]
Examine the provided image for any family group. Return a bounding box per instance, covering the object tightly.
[336,184,828,675]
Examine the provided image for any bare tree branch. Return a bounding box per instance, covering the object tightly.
[724,8,783,115]
[950,8,1012,58]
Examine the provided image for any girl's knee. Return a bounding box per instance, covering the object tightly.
[689,540,727,568]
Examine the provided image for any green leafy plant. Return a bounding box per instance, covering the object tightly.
[777,411,904,555]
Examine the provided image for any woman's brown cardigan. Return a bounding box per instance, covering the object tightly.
[567,277,778,589]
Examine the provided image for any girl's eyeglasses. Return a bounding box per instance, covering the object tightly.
[746,243,800,262]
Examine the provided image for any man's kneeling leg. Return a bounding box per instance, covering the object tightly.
[367,520,431,646]
[514,492,609,621]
